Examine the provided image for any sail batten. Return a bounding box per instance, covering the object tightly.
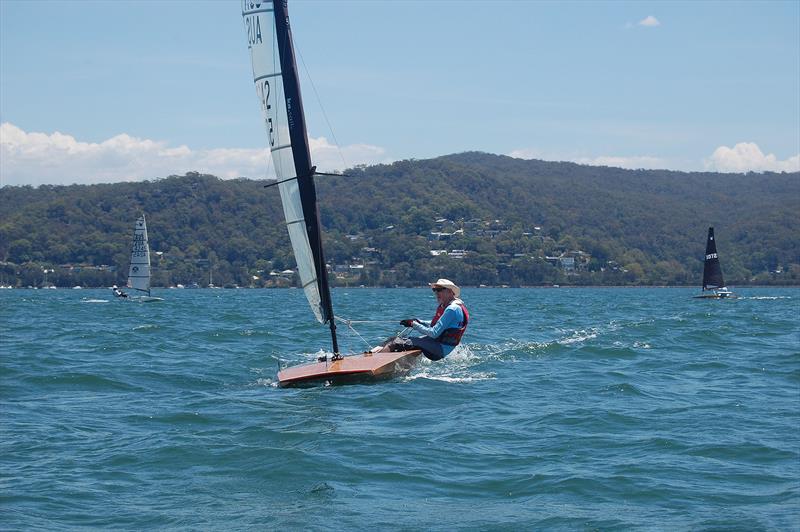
[254,73,282,81]
[243,0,336,338]
[243,7,274,15]
[127,215,151,296]
[702,227,725,291]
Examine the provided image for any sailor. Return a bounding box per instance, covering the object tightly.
[112,285,128,298]
[391,278,469,361]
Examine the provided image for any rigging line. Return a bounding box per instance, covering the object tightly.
[296,49,349,172]
[334,316,372,349]
[335,319,400,325]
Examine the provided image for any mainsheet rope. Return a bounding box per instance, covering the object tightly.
[334,316,410,350]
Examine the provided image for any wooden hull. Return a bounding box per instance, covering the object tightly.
[277,350,422,388]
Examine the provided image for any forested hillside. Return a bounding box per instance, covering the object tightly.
[1,152,797,287]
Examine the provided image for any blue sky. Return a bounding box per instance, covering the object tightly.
[1,0,798,186]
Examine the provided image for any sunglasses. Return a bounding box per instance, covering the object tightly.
[432,287,445,293]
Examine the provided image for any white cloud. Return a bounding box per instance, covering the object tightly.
[704,142,800,173]
[639,16,660,27]
[509,148,666,170]
[508,148,545,160]
[0,122,389,186]
[511,143,800,173]
[575,155,665,169]
[308,136,389,173]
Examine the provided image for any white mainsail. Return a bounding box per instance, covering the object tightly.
[242,0,326,323]
[127,215,152,296]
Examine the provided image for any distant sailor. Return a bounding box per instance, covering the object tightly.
[390,278,469,361]
[112,285,128,298]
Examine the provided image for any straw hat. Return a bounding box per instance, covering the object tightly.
[429,278,460,298]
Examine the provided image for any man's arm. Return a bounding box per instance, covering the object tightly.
[411,307,460,338]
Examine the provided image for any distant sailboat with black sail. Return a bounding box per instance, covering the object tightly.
[242,0,420,386]
[127,215,163,303]
[694,227,736,299]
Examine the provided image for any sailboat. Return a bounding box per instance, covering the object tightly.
[242,0,420,386]
[126,215,163,302]
[208,268,220,289]
[694,227,736,299]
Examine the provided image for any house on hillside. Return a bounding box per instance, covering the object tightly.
[545,250,591,271]
[429,231,453,241]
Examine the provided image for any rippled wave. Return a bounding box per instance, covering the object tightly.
[1,287,798,529]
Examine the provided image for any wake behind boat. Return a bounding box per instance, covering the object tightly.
[125,215,163,303]
[694,227,736,299]
[242,0,420,386]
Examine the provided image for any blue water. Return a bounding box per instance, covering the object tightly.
[1,287,798,529]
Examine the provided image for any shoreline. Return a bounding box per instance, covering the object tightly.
[5,285,798,290]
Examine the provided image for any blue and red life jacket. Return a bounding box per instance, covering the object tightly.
[430,301,469,346]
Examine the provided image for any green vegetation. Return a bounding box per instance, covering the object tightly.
[1,152,797,288]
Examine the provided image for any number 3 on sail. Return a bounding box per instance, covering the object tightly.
[241,0,422,386]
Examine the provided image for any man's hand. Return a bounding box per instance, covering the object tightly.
[400,319,416,327]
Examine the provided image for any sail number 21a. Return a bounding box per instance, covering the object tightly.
[244,12,262,46]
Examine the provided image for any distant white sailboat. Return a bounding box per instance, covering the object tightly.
[127,215,163,302]
[208,268,220,289]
